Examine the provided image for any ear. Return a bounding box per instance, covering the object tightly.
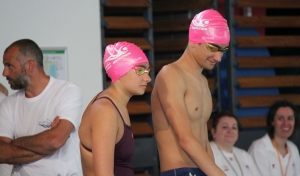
[188,42,196,48]
[211,128,216,137]
[26,59,35,73]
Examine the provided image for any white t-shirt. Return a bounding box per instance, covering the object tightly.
[0,77,83,176]
[248,134,300,176]
[0,91,6,102]
[210,141,260,176]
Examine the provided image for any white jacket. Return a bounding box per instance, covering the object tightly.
[248,134,300,176]
[210,141,260,176]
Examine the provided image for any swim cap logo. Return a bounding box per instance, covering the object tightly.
[192,14,209,28]
[105,44,130,62]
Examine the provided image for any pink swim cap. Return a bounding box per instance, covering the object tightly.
[189,9,230,44]
[103,41,149,82]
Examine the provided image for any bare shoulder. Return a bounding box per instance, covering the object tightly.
[155,63,185,87]
[158,63,182,77]
[83,98,120,125]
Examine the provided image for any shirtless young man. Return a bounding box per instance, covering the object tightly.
[151,9,230,176]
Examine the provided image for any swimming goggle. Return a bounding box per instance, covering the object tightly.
[206,43,228,53]
[132,67,150,75]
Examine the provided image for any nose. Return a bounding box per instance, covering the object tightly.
[214,52,223,63]
[2,67,9,77]
[282,119,289,126]
[143,73,151,83]
[227,128,234,134]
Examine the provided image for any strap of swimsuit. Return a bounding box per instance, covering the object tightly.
[81,95,126,152]
[92,96,125,124]
[81,143,92,152]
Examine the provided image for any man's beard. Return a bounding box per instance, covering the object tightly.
[7,67,30,90]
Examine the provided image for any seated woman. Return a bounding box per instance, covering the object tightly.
[248,100,300,176]
[210,111,260,176]
[79,41,151,176]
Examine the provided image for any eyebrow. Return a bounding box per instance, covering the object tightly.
[209,43,229,49]
[134,64,149,68]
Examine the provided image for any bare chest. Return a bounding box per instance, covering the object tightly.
[184,78,212,122]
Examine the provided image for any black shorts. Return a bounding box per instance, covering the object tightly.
[160,167,206,176]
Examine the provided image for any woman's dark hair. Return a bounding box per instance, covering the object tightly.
[211,110,242,130]
[266,100,299,139]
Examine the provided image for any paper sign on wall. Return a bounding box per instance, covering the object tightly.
[42,48,68,81]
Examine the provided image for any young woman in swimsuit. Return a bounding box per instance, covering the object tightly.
[79,41,151,176]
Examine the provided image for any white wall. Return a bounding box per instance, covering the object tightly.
[0,1,103,109]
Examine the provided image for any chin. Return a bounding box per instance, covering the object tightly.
[135,91,145,96]
[205,66,215,70]
[281,133,293,139]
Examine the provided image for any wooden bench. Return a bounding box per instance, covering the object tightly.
[128,101,153,137]
[238,94,300,108]
[236,56,300,68]
[154,38,187,52]
[132,122,154,136]
[104,0,151,8]
[235,16,300,28]
[238,116,266,128]
[127,101,151,115]
[105,37,152,50]
[237,75,300,88]
[235,36,300,48]
[152,0,212,12]
[153,19,190,32]
[208,115,266,129]
[235,0,300,8]
[104,17,151,29]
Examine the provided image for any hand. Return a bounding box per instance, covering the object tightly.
[51,116,60,129]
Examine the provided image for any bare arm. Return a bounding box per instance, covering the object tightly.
[91,100,119,176]
[155,67,225,176]
[12,118,74,155]
[0,137,44,164]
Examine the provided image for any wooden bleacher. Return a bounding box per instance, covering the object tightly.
[235,36,300,47]
[238,94,300,108]
[236,56,300,68]
[207,115,266,130]
[154,38,187,52]
[104,17,151,29]
[153,19,190,33]
[152,0,212,12]
[235,0,300,8]
[229,0,300,128]
[235,16,300,28]
[105,38,152,50]
[237,75,300,88]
